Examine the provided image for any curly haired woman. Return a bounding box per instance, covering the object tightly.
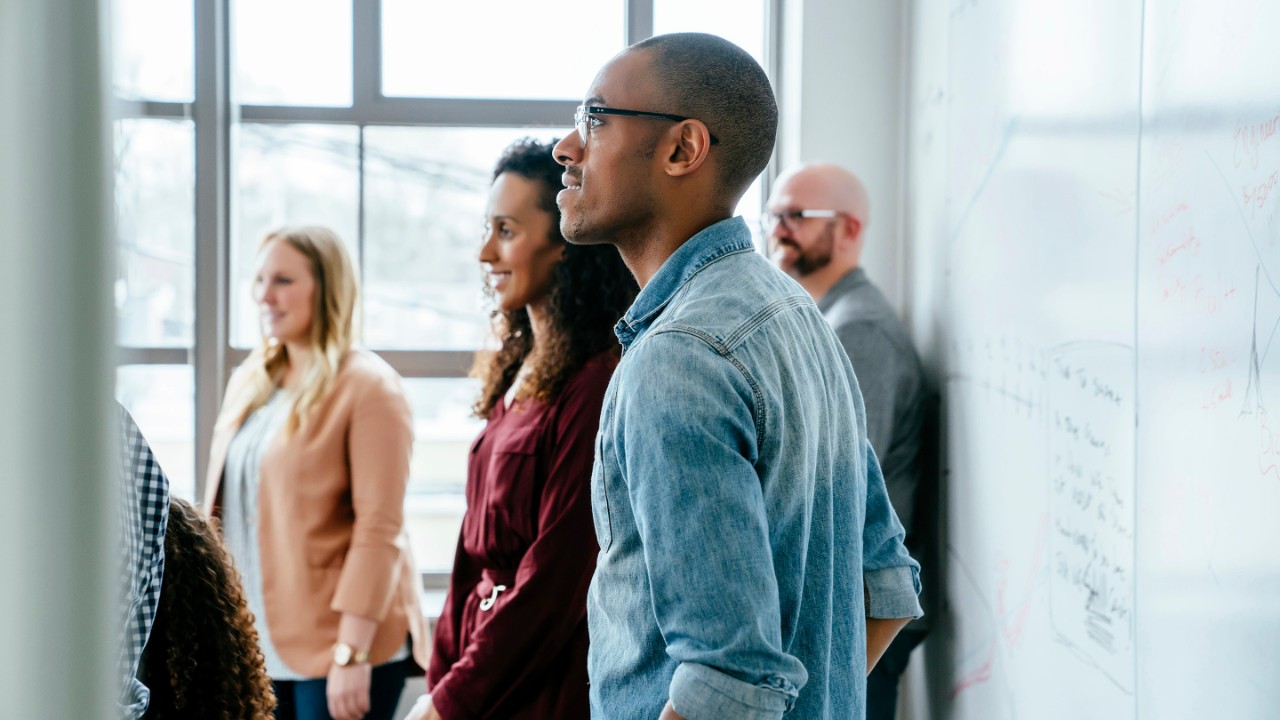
[139,498,275,719]
[406,138,638,720]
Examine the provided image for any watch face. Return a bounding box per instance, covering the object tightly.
[334,643,352,666]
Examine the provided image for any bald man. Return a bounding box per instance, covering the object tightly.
[768,163,930,720]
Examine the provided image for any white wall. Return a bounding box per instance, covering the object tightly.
[778,0,908,312]
[779,3,945,719]
[0,1,116,718]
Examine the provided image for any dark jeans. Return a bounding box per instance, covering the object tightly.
[866,629,927,720]
[273,659,411,720]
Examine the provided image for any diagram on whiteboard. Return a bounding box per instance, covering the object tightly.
[1046,343,1135,693]
[1202,141,1280,479]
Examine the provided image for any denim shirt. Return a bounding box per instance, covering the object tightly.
[587,217,923,720]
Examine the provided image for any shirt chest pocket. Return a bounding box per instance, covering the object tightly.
[483,425,543,540]
[592,388,620,553]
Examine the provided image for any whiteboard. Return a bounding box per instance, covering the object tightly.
[1137,0,1280,716]
[910,0,1280,718]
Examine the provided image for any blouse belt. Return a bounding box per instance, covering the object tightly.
[475,568,517,612]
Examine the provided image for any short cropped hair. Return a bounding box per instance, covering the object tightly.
[633,32,778,202]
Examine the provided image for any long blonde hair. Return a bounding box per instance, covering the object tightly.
[217,226,360,435]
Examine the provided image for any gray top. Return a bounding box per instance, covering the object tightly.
[818,268,932,629]
[222,389,411,680]
[221,390,306,680]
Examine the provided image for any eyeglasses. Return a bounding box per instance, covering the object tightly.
[761,209,844,235]
[573,105,720,146]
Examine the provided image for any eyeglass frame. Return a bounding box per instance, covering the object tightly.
[573,105,720,147]
[761,209,848,235]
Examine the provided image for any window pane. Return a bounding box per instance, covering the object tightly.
[403,378,484,572]
[112,0,194,102]
[232,123,360,348]
[116,365,196,501]
[114,119,195,347]
[363,126,539,350]
[738,175,765,250]
[653,0,767,67]
[233,0,352,106]
[381,0,624,100]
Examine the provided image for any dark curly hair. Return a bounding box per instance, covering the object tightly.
[473,137,638,418]
[140,498,275,719]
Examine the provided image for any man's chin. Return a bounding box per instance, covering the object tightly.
[561,219,585,245]
[564,233,610,247]
[561,218,609,247]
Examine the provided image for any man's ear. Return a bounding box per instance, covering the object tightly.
[664,120,713,178]
[844,216,864,243]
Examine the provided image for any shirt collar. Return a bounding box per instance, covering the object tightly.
[816,267,868,314]
[614,216,755,349]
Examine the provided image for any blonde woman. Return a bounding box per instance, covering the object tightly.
[203,227,428,720]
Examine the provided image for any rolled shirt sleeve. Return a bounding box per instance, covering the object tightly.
[861,443,924,620]
[670,663,793,720]
[622,334,806,719]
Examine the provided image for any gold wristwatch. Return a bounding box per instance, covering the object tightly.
[333,642,371,667]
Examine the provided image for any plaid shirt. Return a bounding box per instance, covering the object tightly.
[116,404,169,720]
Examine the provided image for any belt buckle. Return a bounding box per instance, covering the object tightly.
[479,584,507,611]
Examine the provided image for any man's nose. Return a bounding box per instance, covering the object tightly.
[553,132,582,167]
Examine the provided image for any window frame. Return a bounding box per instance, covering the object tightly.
[116,0,782,581]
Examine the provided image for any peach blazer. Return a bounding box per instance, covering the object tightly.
[203,349,429,677]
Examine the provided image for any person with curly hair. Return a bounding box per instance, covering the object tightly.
[205,226,429,720]
[407,138,638,720]
[139,498,275,719]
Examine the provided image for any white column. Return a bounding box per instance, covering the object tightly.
[0,1,116,718]
[778,0,908,310]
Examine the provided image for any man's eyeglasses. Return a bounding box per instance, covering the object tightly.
[573,105,720,146]
[761,209,845,235]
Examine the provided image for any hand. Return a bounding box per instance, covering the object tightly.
[405,694,442,720]
[327,662,373,720]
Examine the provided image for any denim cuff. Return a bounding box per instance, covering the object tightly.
[865,565,924,619]
[669,662,794,720]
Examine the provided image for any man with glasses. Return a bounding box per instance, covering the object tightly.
[767,163,932,720]
[553,33,921,720]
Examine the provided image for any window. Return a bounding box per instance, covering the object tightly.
[111,0,776,571]
[232,123,361,347]
[361,126,532,351]
[116,365,196,500]
[233,0,353,106]
[114,118,195,349]
[381,0,624,100]
[112,0,194,102]
[112,0,197,501]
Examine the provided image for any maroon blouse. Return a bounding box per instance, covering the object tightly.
[427,353,616,719]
